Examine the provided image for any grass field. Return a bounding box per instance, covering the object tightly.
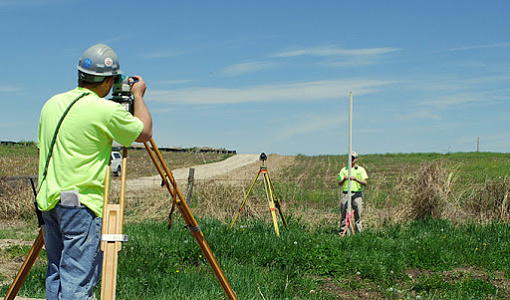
[1,143,510,299]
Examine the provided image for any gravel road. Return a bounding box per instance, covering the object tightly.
[122,154,261,191]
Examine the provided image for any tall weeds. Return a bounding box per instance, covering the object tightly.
[191,179,250,221]
[0,178,35,220]
[467,176,510,223]
[409,162,455,220]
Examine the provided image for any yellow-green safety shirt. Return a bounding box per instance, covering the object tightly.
[337,166,368,192]
[37,87,143,217]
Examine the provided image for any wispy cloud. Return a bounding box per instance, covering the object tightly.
[392,109,441,122]
[151,107,175,114]
[418,91,502,107]
[407,75,510,92]
[147,79,397,105]
[324,57,385,68]
[275,113,344,142]
[101,34,133,45]
[219,61,278,76]
[272,46,401,58]
[143,50,183,59]
[395,75,510,108]
[447,42,510,52]
[271,46,400,68]
[0,85,21,92]
[154,79,193,85]
[0,0,78,7]
[0,120,25,129]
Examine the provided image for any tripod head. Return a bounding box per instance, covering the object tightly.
[259,152,267,166]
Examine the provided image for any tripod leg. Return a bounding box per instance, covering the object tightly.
[340,211,350,237]
[340,210,356,237]
[349,210,356,236]
[100,204,124,300]
[101,147,128,300]
[230,170,260,229]
[265,172,289,229]
[3,229,44,300]
[4,177,45,300]
[144,139,237,300]
[262,172,280,237]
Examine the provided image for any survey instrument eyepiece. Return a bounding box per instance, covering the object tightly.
[110,74,134,114]
[259,152,267,162]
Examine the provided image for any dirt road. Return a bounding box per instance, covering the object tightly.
[122,154,264,192]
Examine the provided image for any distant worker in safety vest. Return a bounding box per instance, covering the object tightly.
[337,151,368,234]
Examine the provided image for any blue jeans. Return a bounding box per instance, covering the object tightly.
[42,203,103,300]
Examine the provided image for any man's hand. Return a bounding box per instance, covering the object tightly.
[130,75,152,143]
[349,176,367,186]
[130,76,146,98]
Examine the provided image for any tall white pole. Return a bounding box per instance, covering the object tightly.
[347,92,353,216]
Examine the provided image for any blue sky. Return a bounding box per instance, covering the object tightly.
[1,1,509,156]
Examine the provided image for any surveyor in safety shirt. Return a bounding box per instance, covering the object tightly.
[36,44,152,299]
[337,151,368,234]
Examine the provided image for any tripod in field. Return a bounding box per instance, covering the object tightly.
[4,138,238,300]
[230,153,289,237]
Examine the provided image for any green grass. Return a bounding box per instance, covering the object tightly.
[281,152,510,211]
[0,143,39,177]
[0,141,37,156]
[3,146,510,298]
[0,221,39,240]
[3,218,509,299]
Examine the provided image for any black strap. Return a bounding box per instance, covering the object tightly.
[29,177,45,226]
[37,92,90,194]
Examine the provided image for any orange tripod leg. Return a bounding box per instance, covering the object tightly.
[144,139,237,300]
[341,209,356,237]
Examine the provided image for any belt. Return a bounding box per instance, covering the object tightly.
[343,191,362,194]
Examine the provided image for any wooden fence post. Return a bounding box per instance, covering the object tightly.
[186,168,195,205]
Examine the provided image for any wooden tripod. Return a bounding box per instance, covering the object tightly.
[101,138,237,299]
[4,138,237,300]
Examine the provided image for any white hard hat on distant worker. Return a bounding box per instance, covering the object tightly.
[77,44,123,83]
[351,151,358,158]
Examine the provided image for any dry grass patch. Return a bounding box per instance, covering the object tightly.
[0,178,35,220]
[467,176,510,223]
[409,162,457,220]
